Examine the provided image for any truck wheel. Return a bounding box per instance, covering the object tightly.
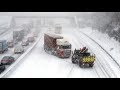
[72,60,76,64]
[79,62,84,68]
[79,64,84,68]
[89,63,93,67]
[72,58,76,64]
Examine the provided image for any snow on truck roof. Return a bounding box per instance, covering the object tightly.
[57,39,70,45]
[44,33,63,39]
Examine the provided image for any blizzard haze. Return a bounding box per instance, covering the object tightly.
[0,12,93,17]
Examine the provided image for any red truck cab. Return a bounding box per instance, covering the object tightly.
[44,33,71,58]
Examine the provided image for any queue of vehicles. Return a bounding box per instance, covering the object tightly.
[0,26,36,74]
[0,35,36,74]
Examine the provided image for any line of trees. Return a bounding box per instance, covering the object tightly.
[91,12,120,42]
[78,12,120,42]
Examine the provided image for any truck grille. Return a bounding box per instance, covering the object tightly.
[64,50,71,57]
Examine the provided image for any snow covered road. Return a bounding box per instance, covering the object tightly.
[76,29,120,78]
[7,27,113,78]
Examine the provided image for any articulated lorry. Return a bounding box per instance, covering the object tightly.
[13,28,25,44]
[44,33,71,58]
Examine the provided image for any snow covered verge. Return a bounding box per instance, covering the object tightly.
[79,27,120,65]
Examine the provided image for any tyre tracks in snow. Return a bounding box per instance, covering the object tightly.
[76,28,119,78]
[80,30,120,69]
[74,30,110,78]
[62,29,99,78]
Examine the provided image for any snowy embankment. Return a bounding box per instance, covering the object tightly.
[79,27,120,68]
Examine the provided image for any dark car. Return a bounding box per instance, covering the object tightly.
[1,56,15,65]
[0,64,5,74]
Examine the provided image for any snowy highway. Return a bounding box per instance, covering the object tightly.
[0,14,120,78]
[6,27,120,78]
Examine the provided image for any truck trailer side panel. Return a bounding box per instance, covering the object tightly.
[0,40,8,53]
[44,33,63,55]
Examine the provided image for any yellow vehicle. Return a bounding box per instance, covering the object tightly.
[82,56,95,63]
[72,48,95,68]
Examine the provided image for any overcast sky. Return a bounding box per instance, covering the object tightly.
[0,12,93,17]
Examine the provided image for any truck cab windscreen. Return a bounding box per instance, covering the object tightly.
[59,45,71,49]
